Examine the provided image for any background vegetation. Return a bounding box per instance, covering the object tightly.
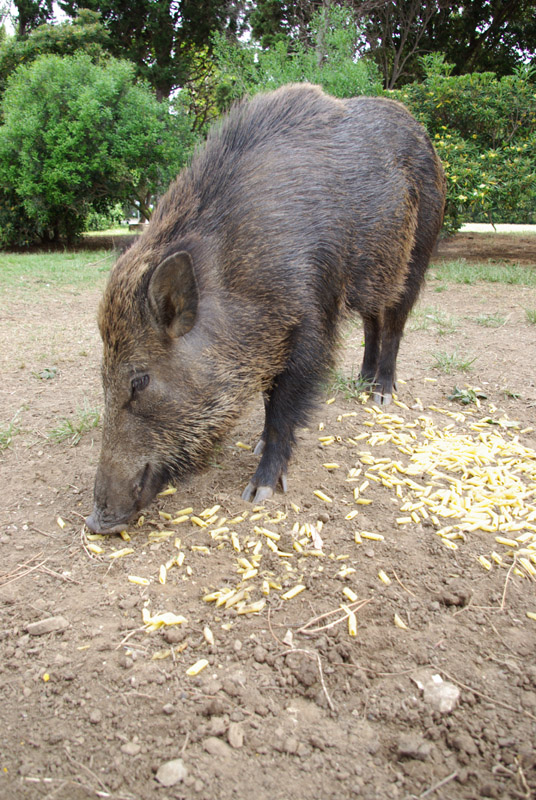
[0,0,535,246]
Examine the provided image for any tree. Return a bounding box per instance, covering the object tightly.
[419,0,536,78]
[0,53,196,246]
[245,1,536,88]
[58,0,239,99]
[208,3,381,113]
[12,0,54,36]
[0,10,111,97]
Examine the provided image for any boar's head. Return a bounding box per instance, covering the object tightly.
[85,239,241,533]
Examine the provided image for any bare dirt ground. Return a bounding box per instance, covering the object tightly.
[1,233,535,800]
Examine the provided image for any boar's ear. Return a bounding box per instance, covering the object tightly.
[147,251,198,338]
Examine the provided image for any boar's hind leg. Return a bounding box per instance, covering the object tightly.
[374,247,431,405]
[359,314,382,387]
[242,330,328,504]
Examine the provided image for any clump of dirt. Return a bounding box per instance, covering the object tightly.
[0,234,535,800]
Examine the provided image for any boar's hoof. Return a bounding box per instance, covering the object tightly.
[241,471,288,503]
[253,438,265,456]
[372,390,393,406]
[242,483,274,503]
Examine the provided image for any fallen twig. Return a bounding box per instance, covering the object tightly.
[419,770,458,798]
[297,597,372,636]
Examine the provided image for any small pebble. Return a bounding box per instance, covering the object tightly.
[121,742,141,756]
[228,722,244,749]
[155,758,188,787]
[203,737,232,757]
[89,709,102,725]
[26,616,69,636]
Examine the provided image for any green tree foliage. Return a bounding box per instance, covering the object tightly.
[12,0,53,36]
[0,53,196,246]
[394,56,536,232]
[0,10,110,98]
[208,4,381,114]
[245,1,536,88]
[58,0,238,99]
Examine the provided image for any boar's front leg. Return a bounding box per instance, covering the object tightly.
[242,326,328,503]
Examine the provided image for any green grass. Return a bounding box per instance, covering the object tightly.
[430,259,536,287]
[329,368,373,400]
[525,308,536,324]
[431,349,476,374]
[0,249,115,293]
[48,403,101,446]
[410,306,459,335]
[474,312,506,328]
[0,417,20,450]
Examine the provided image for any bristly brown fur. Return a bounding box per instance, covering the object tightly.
[87,83,446,532]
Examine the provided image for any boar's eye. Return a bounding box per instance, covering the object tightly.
[131,374,150,395]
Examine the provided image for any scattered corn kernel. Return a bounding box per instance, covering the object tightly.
[281,584,306,600]
[186,659,209,676]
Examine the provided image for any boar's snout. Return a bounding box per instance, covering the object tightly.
[86,461,162,534]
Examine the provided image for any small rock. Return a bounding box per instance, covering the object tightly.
[121,742,141,756]
[253,646,267,663]
[448,732,478,756]
[413,670,460,714]
[89,709,102,725]
[397,733,431,762]
[162,703,175,716]
[203,737,232,757]
[228,722,244,749]
[202,699,225,717]
[163,627,187,644]
[317,511,330,524]
[118,596,138,610]
[209,716,227,737]
[283,736,299,755]
[26,616,69,636]
[155,758,187,787]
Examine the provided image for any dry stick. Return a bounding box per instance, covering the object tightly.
[418,770,459,798]
[0,559,49,588]
[501,560,516,611]
[39,565,81,584]
[392,569,417,598]
[276,647,336,713]
[31,526,56,539]
[63,749,113,797]
[297,598,372,636]
[438,669,536,724]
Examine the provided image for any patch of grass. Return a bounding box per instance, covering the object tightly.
[525,308,536,325]
[431,349,476,374]
[0,417,20,450]
[0,249,115,293]
[474,312,506,328]
[33,366,58,380]
[448,386,487,406]
[48,403,101,446]
[408,308,431,332]
[432,259,536,287]
[410,306,458,335]
[330,368,372,400]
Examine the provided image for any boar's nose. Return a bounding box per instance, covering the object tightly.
[85,509,129,535]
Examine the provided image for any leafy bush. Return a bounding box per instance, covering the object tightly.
[394,56,536,232]
[0,53,196,246]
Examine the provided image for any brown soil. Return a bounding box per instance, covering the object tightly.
[1,233,535,800]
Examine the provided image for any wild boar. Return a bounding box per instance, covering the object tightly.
[85,83,445,533]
